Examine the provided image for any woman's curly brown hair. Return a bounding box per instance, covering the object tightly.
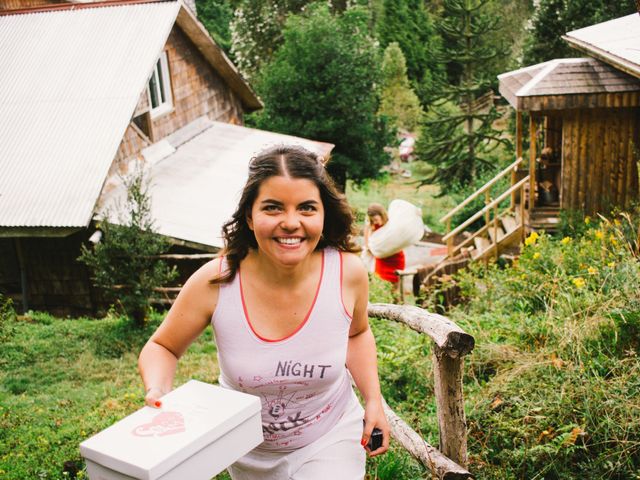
[211,145,358,284]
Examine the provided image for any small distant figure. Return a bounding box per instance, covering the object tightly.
[364,203,406,287]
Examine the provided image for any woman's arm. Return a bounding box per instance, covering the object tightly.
[342,253,389,456]
[139,258,221,407]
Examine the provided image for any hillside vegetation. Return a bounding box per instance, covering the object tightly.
[1,211,639,479]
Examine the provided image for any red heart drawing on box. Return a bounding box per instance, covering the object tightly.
[132,411,186,437]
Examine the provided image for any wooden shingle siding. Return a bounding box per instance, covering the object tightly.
[0,0,62,9]
[561,108,639,215]
[150,27,243,140]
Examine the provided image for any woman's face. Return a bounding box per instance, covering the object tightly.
[369,214,384,227]
[247,175,325,266]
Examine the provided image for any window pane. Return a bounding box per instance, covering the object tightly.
[149,71,159,108]
[158,60,166,104]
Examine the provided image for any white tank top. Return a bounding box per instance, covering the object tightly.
[211,248,355,451]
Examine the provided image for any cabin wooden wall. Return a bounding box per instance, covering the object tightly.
[0,0,63,9]
[112,26,245,168]
[561,108,639,215]
[0,232,99,316]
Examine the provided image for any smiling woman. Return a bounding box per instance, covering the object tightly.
[138,145,390,479]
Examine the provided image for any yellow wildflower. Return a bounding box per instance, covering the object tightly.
[608,261,616,268]
[609,234,618,245]
[587,266,598,275]
[520,273,527,280]
[585,216,591,225]
[561,237,571,245]
[533,252,541,259]
[572,277,586,288]
[594,230,604,240]
[614,219,621,226]
[525,231,539,246]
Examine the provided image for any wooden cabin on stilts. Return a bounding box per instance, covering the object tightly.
[410,14,640,298]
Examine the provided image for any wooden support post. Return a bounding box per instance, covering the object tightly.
[433,345,468,468]
[381,397,472,479]
[446,218,453,256]
[484,190,491,226]
[529,114,537,215]
[493,205,499,261]
[14,238,28,313]
[520,185,526,243]
[513,111,523,210]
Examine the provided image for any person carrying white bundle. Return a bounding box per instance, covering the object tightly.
[363,200,424,288]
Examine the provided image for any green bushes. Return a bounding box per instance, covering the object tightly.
[78,168,176,326]
[449,212,640,478]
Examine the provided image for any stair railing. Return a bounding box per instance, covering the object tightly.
[440,157,524,257]
[442,176,529,260]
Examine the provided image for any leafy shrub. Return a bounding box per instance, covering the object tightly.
[448,212,640,478]
[78,166,176,326]
[0,294,16,342]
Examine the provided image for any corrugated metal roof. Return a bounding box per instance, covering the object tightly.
[563,14,640,79]
[98,119,335,249]
[0,1,180,228]
[498,57,640,109]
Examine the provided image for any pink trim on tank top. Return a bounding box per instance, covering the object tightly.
[339,251,353,320]
[239,251,325,343]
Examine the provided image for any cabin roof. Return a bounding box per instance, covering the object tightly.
[498,57,640,111]
[0,0,261,231]
[563,13,640,79]
[98,118,334,249]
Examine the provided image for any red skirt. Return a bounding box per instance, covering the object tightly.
[374,251,405,283]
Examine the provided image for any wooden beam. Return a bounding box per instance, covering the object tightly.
[381,397,472,479]
[367,303,475,358]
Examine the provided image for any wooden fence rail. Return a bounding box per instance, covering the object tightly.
[368,303,474,479]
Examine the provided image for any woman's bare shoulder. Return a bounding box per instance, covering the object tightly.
[340,251,368,286]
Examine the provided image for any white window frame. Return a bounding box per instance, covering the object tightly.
[147,51,173,118]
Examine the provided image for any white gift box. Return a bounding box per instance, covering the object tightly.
[80,380,263,480]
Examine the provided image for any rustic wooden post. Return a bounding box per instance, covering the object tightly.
[493,205,499,261]
[367,304,475,472]
[513,110,523,210]
[529,114,537,215]
[519,184,526,243]
[484,190,491,226]
[446,218,453,257]
[433,345,468,466]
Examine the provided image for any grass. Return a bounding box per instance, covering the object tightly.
[346,161,455,233]
[0,280,430,480]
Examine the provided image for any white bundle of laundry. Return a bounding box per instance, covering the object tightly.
[368,199,424,259]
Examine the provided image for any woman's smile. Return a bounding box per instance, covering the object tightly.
[248,175,324,265]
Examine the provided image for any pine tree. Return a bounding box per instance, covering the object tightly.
[379,42,424,133]
[415,0,507,190]
[376,0,444,106]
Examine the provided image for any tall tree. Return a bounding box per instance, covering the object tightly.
[524,0,635,65]
[195,0,234,54]
[415,0,507,190]
[379,42,424,133]
[252,4,393,190]
[229,0,357,80]
[376,0,444,106]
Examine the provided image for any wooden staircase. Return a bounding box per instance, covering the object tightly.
[440,158,529,264]
[527,205,561,232]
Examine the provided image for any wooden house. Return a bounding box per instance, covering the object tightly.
[0,0,333,316]
[436,13,640,266]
